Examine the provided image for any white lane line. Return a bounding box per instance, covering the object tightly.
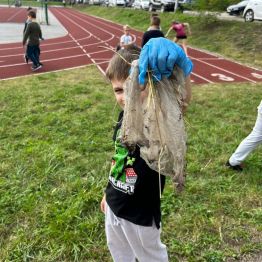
[69,9,142,41]
[189,45,262,73]
[54,8,116,75]
[0,32,93,52]
[192,57,224,60]
[0,61,110,82]
[63,8,137,43]
[7,8,24,22]
[192,57,257,83]
[41,35,92,47]
[52,9,109,75]
[0,53,88,68]
[0,40,109,58]
[59,8,116,45]
[92,58,110,61]
[191,72,214,83]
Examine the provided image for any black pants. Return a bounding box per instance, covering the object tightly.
[27,45,40,67]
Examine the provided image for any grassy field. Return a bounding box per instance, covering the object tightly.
[0,4,262,262]
[0,66,261,261]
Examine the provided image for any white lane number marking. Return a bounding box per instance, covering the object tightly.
[251,72,262,79]
[211,73,234,81]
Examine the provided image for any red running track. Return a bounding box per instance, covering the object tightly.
[1,7,262,84]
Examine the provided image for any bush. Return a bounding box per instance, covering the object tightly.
[197,12,220,29]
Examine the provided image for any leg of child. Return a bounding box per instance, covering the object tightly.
[229,102,262,166]
[24,46,29,64]
[124,220,168,262]
[34,46,40,65]
[105,204,168,262]
[181,39,188,56]
[174,37,179,43]
[27,46,38,67]
[105,204,136,262]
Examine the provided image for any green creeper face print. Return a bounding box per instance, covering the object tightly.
[109,129,138,195]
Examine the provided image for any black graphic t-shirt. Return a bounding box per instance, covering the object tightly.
[105,111,165,229]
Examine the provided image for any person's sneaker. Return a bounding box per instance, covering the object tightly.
[24,55,29,64]
[39,62,43,66]
[32,64,42,71]
[225,161,243,171]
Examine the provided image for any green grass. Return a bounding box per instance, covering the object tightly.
[75,6,262,69]
[0,65,261,261]
[0,4,262,261]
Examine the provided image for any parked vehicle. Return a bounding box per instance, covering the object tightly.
[243,0,262,21]
[133,0,150,10]
[148,0,176,12]
[178,0,193,3]
[109,0,126,6]
[126,0,135,7]
[89,0,103,4]
[226,0,249,15]
[101,0,109,6]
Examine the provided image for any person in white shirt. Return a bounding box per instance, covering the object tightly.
[119,25,135,50]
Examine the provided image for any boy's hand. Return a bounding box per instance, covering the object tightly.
[138,37,193,87]
[138,37,179,86]
[100,195,106,213]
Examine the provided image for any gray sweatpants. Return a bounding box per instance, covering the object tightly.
[105,203,169,262]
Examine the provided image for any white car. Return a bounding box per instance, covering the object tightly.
[133,0,149,9]
[108,0,126,6]
[243,0,262,21]
[226,0,249,15]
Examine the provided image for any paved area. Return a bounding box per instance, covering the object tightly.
[184,10,245,22]
[0,6,67,44]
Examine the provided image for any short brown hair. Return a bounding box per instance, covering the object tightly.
[106,47,140,81]
[28,10,36,19]
[151,16,161,27]
[151,13,158,18]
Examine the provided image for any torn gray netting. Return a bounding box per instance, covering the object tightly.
[121,60,187,190]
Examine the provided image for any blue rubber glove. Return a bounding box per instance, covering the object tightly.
[138,37,193,86]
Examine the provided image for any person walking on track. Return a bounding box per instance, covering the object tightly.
[23,10,43,71]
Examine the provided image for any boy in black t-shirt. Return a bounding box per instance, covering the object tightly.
[142,15,164,47]
[100,38,193,262]
[100,48,168,262]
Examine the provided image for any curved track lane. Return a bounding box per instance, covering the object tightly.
[0,7,262,84]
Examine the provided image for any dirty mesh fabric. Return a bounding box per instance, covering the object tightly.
[121,61,187,190]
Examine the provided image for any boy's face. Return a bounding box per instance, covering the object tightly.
[111,79,125,109]
[111,78,148,110]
